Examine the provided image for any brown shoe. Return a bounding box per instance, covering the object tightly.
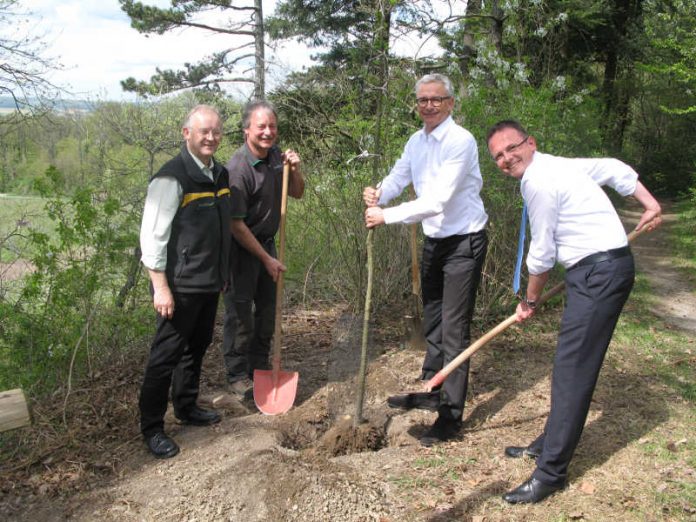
[227,378,252,399]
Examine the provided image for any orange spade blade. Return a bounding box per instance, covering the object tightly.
[253,369,299,415]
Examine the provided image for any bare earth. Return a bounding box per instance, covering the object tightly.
[1,202,695,521]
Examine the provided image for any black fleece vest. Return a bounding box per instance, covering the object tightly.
[153,146,231,294]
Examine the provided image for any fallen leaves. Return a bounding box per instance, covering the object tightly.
[578,481,596,495]
[665,438,688,452]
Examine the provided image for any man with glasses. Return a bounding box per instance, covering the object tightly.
[363,74,488,446]
[139,105,231,458]
[487,120,662,503]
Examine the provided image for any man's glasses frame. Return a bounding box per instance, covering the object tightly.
[415,96,452,108]
[492,135,529,163]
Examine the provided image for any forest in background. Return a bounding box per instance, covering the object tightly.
[0,0,695,399]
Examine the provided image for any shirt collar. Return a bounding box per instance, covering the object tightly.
[243,143,278,167]
[186,145,213,171]
[422,115,454,141]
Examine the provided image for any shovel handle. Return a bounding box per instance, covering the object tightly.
[271,162,290,379]
[409,185,421,296]
[410,224,420,295]
[425,224,651,391]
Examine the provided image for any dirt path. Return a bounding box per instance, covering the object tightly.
[2,201,694,521]
[620,201,696,333]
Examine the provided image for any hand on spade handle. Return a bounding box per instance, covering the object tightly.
[424,221,657,392]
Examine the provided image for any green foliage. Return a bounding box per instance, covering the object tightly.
[624,0,696,194]
[0,163,150,392]
[669,192,696,276]
[0,93,246,394]
[1,0,694,398]
[643,0,696,116]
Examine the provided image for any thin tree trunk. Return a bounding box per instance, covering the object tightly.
[254,0,265,99]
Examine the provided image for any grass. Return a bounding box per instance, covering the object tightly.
[383,231,696,520]
[614,276,696,402]
[669,195,696,285]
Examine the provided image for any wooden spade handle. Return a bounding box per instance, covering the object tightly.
[425,225,650,391]
[271,162,290,378]
[408,185,420,295]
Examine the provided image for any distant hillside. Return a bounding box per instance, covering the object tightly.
[0,97,92,114]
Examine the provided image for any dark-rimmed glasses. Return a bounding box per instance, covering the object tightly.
[415,96,452,108]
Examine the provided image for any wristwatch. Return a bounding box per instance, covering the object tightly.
[523,298,537,309]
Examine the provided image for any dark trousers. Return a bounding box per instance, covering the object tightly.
[420,230,488,421]
[532,254,635,487]
[221,239,276,382]
[139,292,219,437]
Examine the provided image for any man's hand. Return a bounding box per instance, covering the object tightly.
[282,149,305,198]
[148,269,175,319]
[365,207,385,229]
[635,208,662,233]
[363,186,382,207]
[263,256,287,282]
[153,286,175,319]
[632,181,662,233]
[514,301,535,323]
[283,149,301,172]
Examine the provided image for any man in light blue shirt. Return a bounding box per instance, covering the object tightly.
[363,74,488,446]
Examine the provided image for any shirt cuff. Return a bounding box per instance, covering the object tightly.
[140,255,166,272]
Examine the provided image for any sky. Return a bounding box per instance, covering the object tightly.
[16,0,459,102]
[19,0,318,101]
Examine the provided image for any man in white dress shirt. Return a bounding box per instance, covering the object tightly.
[487,120,662,503]
[363,74,489,446]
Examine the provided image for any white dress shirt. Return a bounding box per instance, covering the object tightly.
[522,151,638,274]
[378,116,488,238]
[139,149,214,271]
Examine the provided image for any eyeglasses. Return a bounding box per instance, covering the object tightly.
[492,136,529,163]
[415,96,452,108]
[195,128,222,138]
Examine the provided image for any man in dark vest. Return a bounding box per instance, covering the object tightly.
[138,104,231,459]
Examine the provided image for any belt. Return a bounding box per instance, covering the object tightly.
[569,245,631,270]
[426,229,485,243]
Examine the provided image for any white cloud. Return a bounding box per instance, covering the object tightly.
[20,0,315,100]
[17,0,463,101]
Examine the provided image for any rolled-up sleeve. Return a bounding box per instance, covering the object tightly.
[578,158,638,197]
[139,177,182,271]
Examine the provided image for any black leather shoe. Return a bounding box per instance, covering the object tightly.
[176,406,221,426]
[145,432,180,459]
[387,392,439,412]
[419,416,461,447]
[505,445,541,459]
[503,477,563,504]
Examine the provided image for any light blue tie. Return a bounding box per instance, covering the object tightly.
[513,202,528,295]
